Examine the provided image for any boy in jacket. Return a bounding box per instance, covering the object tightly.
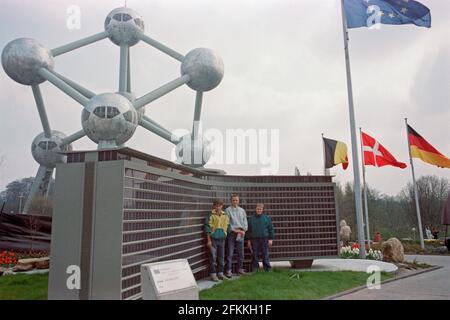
[205,199,231,281]
[225,193,248,277]
[247,203,274,272]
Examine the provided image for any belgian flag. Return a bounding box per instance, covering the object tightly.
[323,137,349,170]
[408,125,450,168]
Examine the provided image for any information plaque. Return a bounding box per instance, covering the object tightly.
[141,259,199,300]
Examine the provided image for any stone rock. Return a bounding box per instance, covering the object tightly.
[381,237,404,263]
[13,263,34,272]
[35,257,50,269]
[18,258,38,264]
[2,268,14,276]
[14,258,38,272]
[340,226,351,241]
[339,220,351,243]
[433,246,449,255]
[12,257,50,272]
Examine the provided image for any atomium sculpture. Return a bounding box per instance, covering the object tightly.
[1,6,224,213]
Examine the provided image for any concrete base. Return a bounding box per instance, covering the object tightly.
[272,259,398,274]
[290,260,313,269]
[0,268,49,276]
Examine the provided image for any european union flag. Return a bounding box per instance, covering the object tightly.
[344,0,431,29]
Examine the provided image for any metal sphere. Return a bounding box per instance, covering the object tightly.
[117,91,145,120]
[117,91,136,101]
[175,135,212,167]
[81,93,138,147]
[2,38,54,85]
[104,7,144,47]
[31,131,72,168]
[181,48,224,92]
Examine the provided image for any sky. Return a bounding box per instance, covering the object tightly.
[0,0,449,196]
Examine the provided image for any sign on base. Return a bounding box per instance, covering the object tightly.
[141,259,199,300]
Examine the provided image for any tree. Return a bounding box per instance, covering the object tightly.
[27,196,53,216]
[0,176,55,214]
[0,177,34,213]
[399,175,450,230]
[24,214,44,253]
[336,182,357,240]
[367,187,411,239]
[336,182,413,241]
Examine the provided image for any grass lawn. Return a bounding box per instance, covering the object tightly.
[200,268,392,300]
[0,273,48,300]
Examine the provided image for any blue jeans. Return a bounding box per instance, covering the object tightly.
[251,238,271,271]
[209,238,225,275]
[226,232,245,273]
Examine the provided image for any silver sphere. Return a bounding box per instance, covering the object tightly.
[175,135,212,167]
[181,48,224,92]
[31,131,72,168]
[118,91,145,120]
[2,38,54,85]
[104,7,144,47]
[82,93,138,148]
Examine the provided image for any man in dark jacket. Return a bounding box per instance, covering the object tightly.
[246,203,274,272]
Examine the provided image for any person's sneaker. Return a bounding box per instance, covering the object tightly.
[210,274,220,282]
[224,271,233,278]
[217,274,228,280]
[238,269,247,275]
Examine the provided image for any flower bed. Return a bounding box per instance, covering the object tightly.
[340,243,383,261]
[0,251,17,268]
[1,250,50,275]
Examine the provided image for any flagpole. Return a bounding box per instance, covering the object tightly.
[321,133,329,176]
[359,127,371,247]
[340,0,366,258]
[405,118,425,249]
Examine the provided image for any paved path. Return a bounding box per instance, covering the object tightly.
[335,255,450,300]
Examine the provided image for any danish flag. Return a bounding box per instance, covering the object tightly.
[361,131,407,169]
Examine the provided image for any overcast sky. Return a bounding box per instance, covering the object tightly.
[0,0,449,196]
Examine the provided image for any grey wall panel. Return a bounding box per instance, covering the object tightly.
[79,162,95,300]
[90,160,125,299]
[48,163,85,300]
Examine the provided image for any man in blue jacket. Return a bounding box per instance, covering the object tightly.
[246,203,275,272]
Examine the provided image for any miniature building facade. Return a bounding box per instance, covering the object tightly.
[48,148,339,300]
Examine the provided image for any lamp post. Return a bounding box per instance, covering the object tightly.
[18,193,24,214]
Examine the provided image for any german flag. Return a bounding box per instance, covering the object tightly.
[323,137,349,170]
[407,125,450,168]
